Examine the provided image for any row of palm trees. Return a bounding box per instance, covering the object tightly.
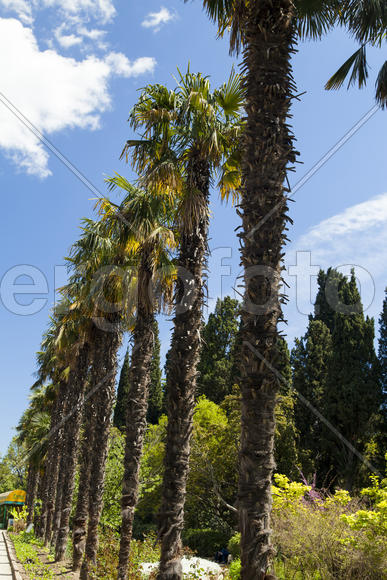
[17,1,387,578]
[18,70,243,580]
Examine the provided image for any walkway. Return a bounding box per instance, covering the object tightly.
[0,532,14,578]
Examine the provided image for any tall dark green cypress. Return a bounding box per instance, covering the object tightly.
[379,288,387,399]
[291,319,333,480]
[274,338,299,478]
[147,320,163,425]
[294,268,381,489]
[113,348,130,432]
[196,296,240,404]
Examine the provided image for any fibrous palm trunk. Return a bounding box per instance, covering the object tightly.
[117,250,155,580]
[72,394,96,571]
[238,2,296,578]
[39,381,67,540]
[55,342,90,561]
[26,464,39,526]
[34,470,44,532]
[157,159,210,579]
[80,325,122,579]
[51,453,64,547]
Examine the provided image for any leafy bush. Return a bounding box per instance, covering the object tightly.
[272,473,387,579]
[182,528,231,557]
[10,505,29,533]
[228,558,241,580]
[227,532,240,559]
[95,528,160,579]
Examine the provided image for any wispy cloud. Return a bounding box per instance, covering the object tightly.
[142,6,176,32]
[295,192,387,277]
[282,193,387,342]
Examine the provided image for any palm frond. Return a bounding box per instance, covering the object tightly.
[375,60,387,108]
[325,45,368,90]
[296,0,339,39]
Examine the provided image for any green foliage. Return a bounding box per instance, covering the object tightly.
[137,397,239,535]
[182,528,230,557]
[185,396,238,532]
[197,297,240,404]
[379,288,387,413]
[271,473,387,579]
[293,268,383,488]
[94,529,160,579]
[11,532,54,579]
[100,427,125,530]
[0,437,26,492]
[292,318,332,479]
[341,458,387,555]
[227,532,240,559]
[274,338,300,478]
[228,558,241,580]
[113,348,130,432]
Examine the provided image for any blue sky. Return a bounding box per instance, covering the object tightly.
[0,1,386,454]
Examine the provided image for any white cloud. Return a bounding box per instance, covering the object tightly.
[43,0,116,24]
[77,26,107,41]
[54,24,108,50]
[0,0,116,25]
[295,192,387,277]
[282,193,387,342]
[0,18,156,178]
[105,53,156,77]
[55,24,82,48]
[0,0,31,23]
[299,193,387,244]
[142,7,175,31]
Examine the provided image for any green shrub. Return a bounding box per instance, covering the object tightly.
[272,473,387,579]
[227,532,240,559]
[182,528,231,557]
[228,558,241,580]
[95,529,160,579]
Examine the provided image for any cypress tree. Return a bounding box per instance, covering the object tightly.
[196,296,240,404]
[291,319,333,480]
[323,271,380,489]
[379,288,387,399]
[113,349,130,432]
[274,338,299,478]
[147,320,163,425]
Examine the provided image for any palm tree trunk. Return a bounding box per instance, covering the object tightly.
[80,325,121,579]
[238,3,296,578]
[34,469,44,533]
[117,251,155,580]
[51,452,65,547]
[55,342,90,561]
[26,464,39,526]
[72,394,96,571]
[44,380,71,547]
[39,381,67,540]
[158,159,210,579]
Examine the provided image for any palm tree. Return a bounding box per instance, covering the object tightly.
[64,216,138,579]
[196,2,387,577]
[124,69,243,578]
[16,385,52,525]
[33,314,70,542]
[53,313,92,561]
[99,178,176,580]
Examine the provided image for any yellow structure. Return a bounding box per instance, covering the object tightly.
[0,489,26,529]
